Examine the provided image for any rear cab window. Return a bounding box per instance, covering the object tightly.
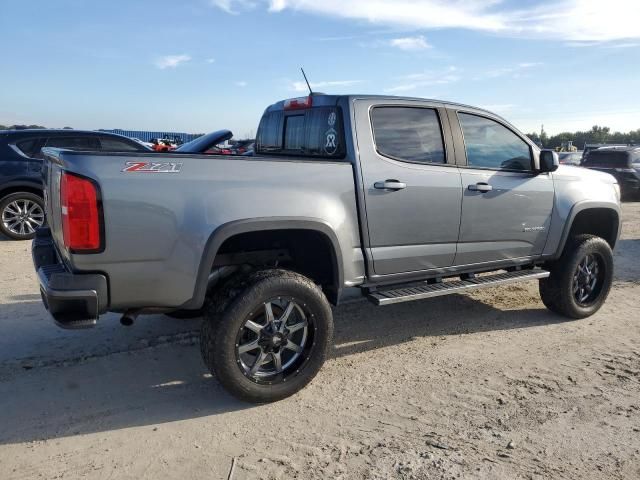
[256,97,346,159]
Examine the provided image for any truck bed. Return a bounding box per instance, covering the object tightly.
[41,149,364,310]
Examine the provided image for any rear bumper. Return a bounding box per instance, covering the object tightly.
[32,228,108,329]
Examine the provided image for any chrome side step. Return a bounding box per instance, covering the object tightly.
[367,269,550,306]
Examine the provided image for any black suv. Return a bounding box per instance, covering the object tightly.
[582,146,640,200]
[0,130,149,240]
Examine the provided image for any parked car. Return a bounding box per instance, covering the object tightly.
[0,129,149,240]
[582,146,640,200]
[33,94,621,403]
[150,138,176,152]
[558,151,583,165]
[131,137,154,149]
[582,143,628,163]
[231,140,255,155]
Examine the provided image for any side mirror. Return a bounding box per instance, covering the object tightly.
[539,150,559,173]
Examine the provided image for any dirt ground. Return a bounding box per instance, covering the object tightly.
[0,204,639,480]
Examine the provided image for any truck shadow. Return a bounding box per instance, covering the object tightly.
[0,292,570,446]
[331,293,567,359]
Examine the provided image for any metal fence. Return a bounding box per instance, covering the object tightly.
[98,129,203,143]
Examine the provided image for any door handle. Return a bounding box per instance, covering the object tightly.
[468,182,493,193]
[374,179,407,191]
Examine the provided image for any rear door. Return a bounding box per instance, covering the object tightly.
[449,110,554,266]
[354,99,462,276]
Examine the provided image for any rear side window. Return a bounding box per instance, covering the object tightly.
[458,113,532,171]
[99,137,141,152]
[46,136,100,150]
[256,107,345,159]
[15,138,46,158]
[371,107,445,164]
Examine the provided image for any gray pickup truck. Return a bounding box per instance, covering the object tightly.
[32,94,621,403]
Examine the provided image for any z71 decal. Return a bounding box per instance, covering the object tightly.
[122,161,183,173]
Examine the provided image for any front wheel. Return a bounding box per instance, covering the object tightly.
[200,269,333,403]
[539,234,614,319]
[0,192,45,240]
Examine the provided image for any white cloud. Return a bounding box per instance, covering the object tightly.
[389,35,431,51]
[236,81,248,87]
[154,54,191,69]
[210,0,256,14]
[385,66,459,93]
[518,62,542,68]
[603,42,640,48]
[211,1,640,42]
[206,58,216,64]
[566,40,640,48]
[475,62,541,80]
[290,79,363,92]
[564,41,603,47]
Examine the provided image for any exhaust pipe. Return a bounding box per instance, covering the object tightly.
[120,309,139,326]
[118,266,244,327]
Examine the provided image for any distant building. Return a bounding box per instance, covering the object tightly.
[98,129,203,143]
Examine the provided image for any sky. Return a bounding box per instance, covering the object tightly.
[1,0,639,137]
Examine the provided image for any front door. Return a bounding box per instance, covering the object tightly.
[354,100,462,276]
[450,111,554,266]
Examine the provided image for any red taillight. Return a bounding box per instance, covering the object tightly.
[60,172,102,252]
[284,96,312,110]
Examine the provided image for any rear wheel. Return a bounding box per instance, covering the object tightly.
[200,269,333,403]
[0,192,45,240]
[539,235,613,318]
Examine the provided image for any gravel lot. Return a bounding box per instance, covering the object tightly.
[1,203,639,480]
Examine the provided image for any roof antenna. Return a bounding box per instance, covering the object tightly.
[300,68,313,96]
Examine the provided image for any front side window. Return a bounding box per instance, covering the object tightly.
[458,113,532,171]
[371,107,445,164]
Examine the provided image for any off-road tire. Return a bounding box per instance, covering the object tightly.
[539,234,613,319]
[200,269,333,403]
[0,192,45,240]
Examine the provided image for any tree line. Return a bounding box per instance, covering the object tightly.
[526,125,640,150]
[0,124,47,130]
